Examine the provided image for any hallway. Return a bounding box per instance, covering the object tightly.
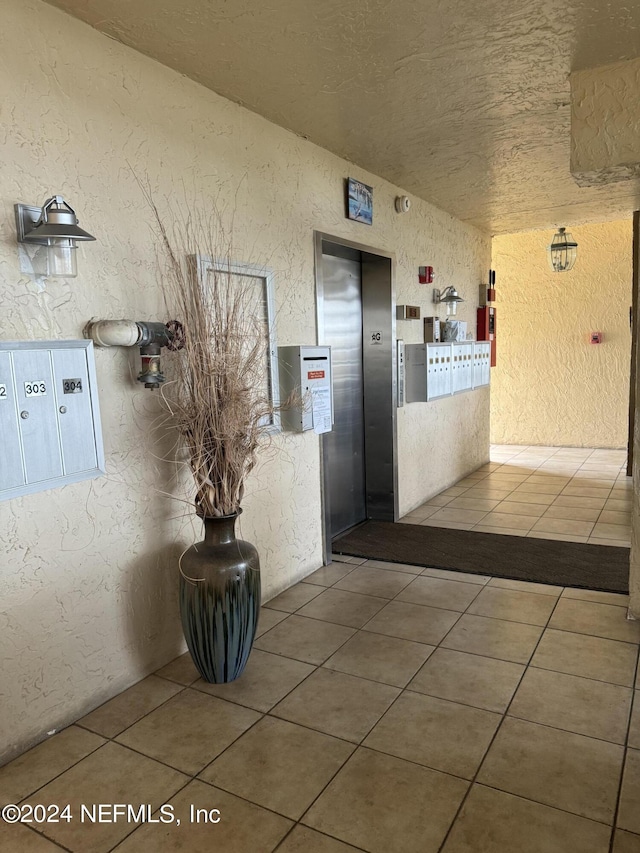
[401,445,631,546]
[2,552,639,852]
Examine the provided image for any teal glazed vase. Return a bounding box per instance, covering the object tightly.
[179,512,261,683]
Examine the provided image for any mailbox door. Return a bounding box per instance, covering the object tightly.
[12,349,64,483]
[0,352,25,490]
[51,347,98,475]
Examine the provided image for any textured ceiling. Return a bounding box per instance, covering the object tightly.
[45,0,640,234]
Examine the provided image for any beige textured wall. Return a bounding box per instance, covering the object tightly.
[630,220,640,620]
[491,221,632,448]
[571,58,640,186]
[0,0,490,762]
[631,404,640,618]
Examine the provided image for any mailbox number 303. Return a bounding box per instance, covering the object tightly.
[24,381,47,397]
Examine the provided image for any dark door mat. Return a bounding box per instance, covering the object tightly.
[333,520,629,593]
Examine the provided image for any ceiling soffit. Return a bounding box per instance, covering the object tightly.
[44,0,640,233]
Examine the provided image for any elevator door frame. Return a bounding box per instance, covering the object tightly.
[314,231,399,564]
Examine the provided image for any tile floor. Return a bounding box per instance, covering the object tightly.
[2,555,640,853]
[401,445,632,547]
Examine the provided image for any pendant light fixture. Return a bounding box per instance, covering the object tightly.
[15,195,96,278]
[548,227,578,272]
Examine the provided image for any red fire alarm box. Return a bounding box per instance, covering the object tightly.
[477,306,496,366]
[419,266,434,284]
[590,332,603,344]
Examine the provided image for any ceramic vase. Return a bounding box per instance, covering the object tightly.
[179,512,260,683]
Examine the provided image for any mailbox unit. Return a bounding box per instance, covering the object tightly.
[0,340,105,501]
[405,341,490,403]
[278,345,333,432]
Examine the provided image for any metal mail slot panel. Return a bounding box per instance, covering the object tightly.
[0,340,105,502]
[472,341,491,388]
[452,343,473,394]
[426,343,452,400]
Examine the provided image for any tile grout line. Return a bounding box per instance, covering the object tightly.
[414,448,630,544]
[435,586,571,852]
[105,757,327,853]
[607,647,640,853]
[267,563,487,842]
[16,822,74,852]
[264,563,484,849]
[271,821,370,853]
[225,555,486,849]
[14,724,199,853]
[12,733,112,806]
[261,595,636,701]
[27,621,360,849]
[7,447,632,850]
[103,772,197,852]
[270,752,373,853]
[292,574,497,846]
[270,575,634,650]
[106,657,367,850]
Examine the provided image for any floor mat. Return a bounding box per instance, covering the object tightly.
[333,521,629,593]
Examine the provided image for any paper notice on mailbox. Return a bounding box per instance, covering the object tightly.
[311,386,332,434]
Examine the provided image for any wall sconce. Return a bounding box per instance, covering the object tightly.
[15,195,95,278]
[433,286,464,316]
[548,227,577,272]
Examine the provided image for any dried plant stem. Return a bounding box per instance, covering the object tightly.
[146,194,275,518]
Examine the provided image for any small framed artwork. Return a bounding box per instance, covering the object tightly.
[346,178,373,225]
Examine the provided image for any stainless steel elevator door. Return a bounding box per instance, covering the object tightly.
[321,252,367,537]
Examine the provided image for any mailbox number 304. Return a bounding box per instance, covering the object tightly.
[24,381,47,397]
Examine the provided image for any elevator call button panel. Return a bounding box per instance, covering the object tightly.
[0,340,105,502]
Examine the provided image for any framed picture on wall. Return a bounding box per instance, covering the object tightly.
[346,178,373,225]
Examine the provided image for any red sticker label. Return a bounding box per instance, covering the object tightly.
[308,370,325,379]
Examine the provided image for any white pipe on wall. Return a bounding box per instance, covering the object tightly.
[84,319,142,348]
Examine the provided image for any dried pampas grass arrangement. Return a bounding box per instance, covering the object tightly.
[148,198,276,518]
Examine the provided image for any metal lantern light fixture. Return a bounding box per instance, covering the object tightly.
[15,195,96,278]
[433,285,465,316]
[548,227,578,273]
